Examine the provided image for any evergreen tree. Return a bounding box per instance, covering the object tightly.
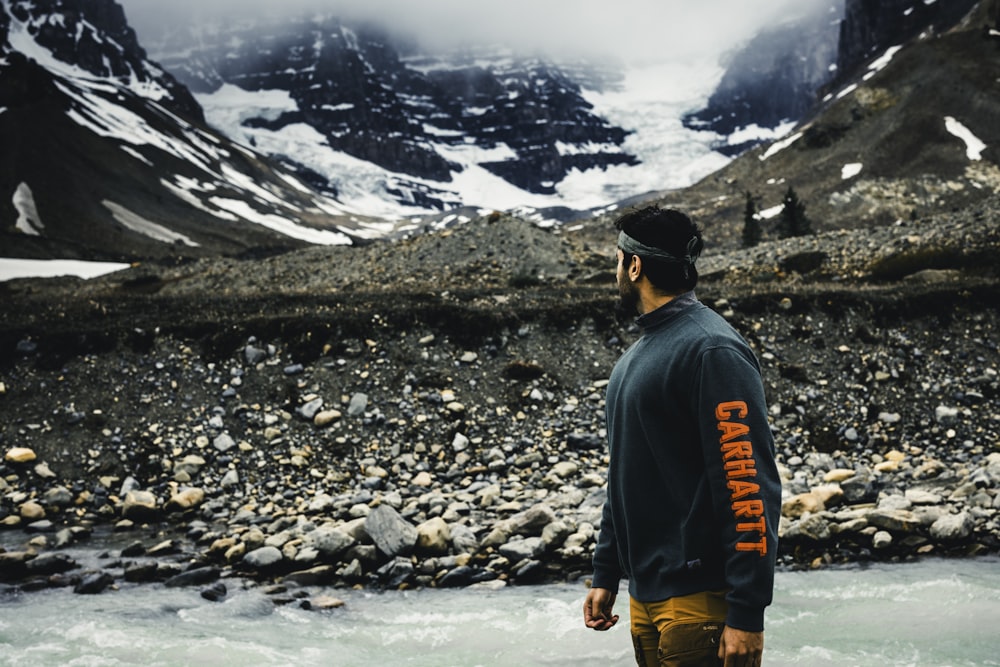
[778,186,812,238]
[741,191,762,248]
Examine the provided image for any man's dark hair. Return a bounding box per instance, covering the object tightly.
[615,206,703,293]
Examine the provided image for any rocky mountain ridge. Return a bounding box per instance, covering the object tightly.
[833,0,983,85]
[616,3,1000,253]
[0,0,417,262]
[2,0,998,265]
[683,1,842,152]
[685,0,983,149]
[1,0,648,264]
[151,16,637,198]
[1,0,200,121]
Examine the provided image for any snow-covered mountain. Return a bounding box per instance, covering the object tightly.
[145,14,701,223]
[684,0,982,154]
[0,0,736,260]
[683,1,843,155]
[2,0,994,264]
[0,0,412,261]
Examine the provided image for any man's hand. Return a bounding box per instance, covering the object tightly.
[583,587,619,631]
[717,625,764,667]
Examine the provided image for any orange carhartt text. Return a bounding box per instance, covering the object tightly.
[715,401,768,556]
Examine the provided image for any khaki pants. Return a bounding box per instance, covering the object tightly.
[629,590,727,667]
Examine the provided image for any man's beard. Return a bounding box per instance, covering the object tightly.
[614,277,640,322]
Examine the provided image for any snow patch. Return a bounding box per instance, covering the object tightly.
[836,83,858,100]
[220,163,300,211]
[823,44,902,101]
[160,177,239,221]
[864,46,902,81]
[120,145,153,166]
[555,140,623,157]
[728,121,798,148]
[57,79,219,175]
[842,163,863,179]
[13,183,44,236]
[423,124,464,138]
[944,116,986,160]
[103,200,200,246]
[0,259,131,282]
[208,198,352,245]
[759,132,803,161]
[198,84,299,131]
[193,87,431,219]
[275,172,314,195]
[759,204,783,220]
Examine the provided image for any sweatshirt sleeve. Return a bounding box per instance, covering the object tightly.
[590,489,623,592]
[695,345,781,632]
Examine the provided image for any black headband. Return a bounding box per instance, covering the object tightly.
[618,231,701,266]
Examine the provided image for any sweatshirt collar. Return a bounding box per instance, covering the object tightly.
[636,291,698,330]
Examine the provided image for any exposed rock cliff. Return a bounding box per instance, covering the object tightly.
[685,0,985,152]
[152,16,637,195]
[833,0,981,84]
[3,0,202,122]
[683,2,841,151]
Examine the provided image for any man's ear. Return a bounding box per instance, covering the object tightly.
[628,255,642,281]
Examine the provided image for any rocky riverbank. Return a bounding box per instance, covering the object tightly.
[2,202,999,604]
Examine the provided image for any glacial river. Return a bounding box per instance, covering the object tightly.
[1,557,997,666]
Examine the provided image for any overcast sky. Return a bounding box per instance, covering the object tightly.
[119,0,831,64]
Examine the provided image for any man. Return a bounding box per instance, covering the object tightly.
[583,206,780,667]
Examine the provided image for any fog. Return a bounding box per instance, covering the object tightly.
[118,0,831,64]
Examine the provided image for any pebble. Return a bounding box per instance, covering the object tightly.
[166,487,205,512]
[19,502,45,521]
[213,434,236,452]
[34,462,56,479]
[307,595,345,610]
[347,393,368,416]
[452,433,469,452]
[4,448,36,464]
[314,410,341,427]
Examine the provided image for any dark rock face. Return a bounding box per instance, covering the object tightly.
[463,62,636,193]
[152,16,636,195]
[0,5,9,50]
[4,0,202,123]
[73,571,114,594]
[834,0,980,83]
[1,0,380,262]
[685,0,981,153]
[683,3,841,149]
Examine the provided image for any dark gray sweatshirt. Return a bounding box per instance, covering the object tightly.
[591,292,781,632]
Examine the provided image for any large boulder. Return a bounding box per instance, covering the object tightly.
[165,487,205,513]
[365,505,418,557]
[243,546,285,571]
[121,490,160,522]
[929,512,974,541]
[305,526,355,561]
[416,517,451,555]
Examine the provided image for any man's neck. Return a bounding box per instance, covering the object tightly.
[637,291,677,316]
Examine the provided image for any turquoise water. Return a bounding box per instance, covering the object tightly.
[0,557,997,666]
